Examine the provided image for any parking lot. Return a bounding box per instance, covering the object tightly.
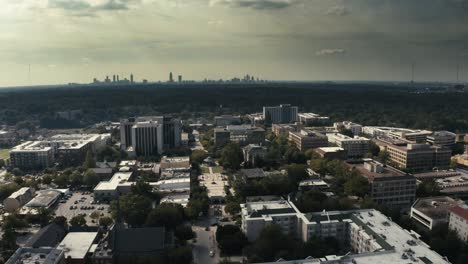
[54,192,111,226]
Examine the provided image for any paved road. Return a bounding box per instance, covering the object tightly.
[192,207,220,264]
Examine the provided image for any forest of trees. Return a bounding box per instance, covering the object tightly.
[0,83,467,131]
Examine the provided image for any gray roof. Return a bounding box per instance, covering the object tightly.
[114,227,172,254]
[25,223,66,248]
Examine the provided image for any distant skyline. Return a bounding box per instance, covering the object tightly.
[1,0,468,87]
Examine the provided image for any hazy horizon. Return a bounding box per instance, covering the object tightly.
[1,0,467,87]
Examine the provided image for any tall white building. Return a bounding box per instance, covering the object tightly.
[263,104,298,124]
[131,121,163,157]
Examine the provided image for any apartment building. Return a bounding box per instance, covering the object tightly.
[272,123,297,136]
[334,121,362,136]
[327,133,370,158]
[411,196,464,230]
[289,129,328,152]
[10,141,54,170]
[351,159,416,210]
[297,113,329,125]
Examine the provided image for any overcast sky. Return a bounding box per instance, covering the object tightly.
[1,0,467,86]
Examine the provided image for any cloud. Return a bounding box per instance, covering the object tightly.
[316,49,346,56]
[326,5,349,16]
[209,0,299,10]
[49,0,91,11]
[208,19,224,26]
[49,0,136,13]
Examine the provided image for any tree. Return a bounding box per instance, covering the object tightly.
[417,179,441,197]
[54,173,69,188]
[219,143,243,170]
[99,216,113,227]
[145,203,185,230]
[111,194,152,227]
[378,150,389,164]
[70,215,87,227]
[90,211,101,222]
[12,168,24,177]
[368,141,380,157]
[244,224,296,262]
[216,225,248,255]
[224,202,241,215]
[42,174,53,185]
[340,128,354,137]
[285,164,308,184]
[190,149,208,164]
[83,150,96,169]
[83,169,100,187]
[174,225,195,241]
[344,173,369,197]
[165,246,193,264]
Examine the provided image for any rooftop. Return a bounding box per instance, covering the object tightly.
[24,190,62,208]
[6,247,64,264]
[315,147,345,153]
[412,196,464,220]
[57,232,97,259]
[243,198,296,218]
[448,205,468,220]
[350,159,410,181]
[94,171,133,191]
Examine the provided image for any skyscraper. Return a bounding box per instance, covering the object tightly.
[263,104,299,124]
[131,121,163,156]
[178,75,182,83]
[130,74,134,83]
[169,72,174,82]
[113,75,116,82]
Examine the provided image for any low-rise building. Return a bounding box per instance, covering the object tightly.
[327,133,370,158]
[375,139,452,172]
[351,159,416,210]
[214,125,265,146]
[272,124,297,136]
[3,187,34,212]
[239,168,266,180]
[334,121,362,136]
[6,248,65,264]
[448,205,468,242]
[159,156,190,170]
[298,179,330,191]
[56,232,98,264]
[214,115,241,126]
[410,196,464,230]
[314,147,346,160]
[289,130,328,152]
[297,113,329,125]
[20,189,62,215]
[242,144,267,166]
[93,172,134,201]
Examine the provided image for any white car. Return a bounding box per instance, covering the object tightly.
[209,250,214,257]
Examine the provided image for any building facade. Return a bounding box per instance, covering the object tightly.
[288,130,328,152]
[263,104,298,124]
[448,205,468,242]
[327,133,370,158]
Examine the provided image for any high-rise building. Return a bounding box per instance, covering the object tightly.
[169,72,174,82]
[162,117,181,149]
[113,75,116,82]
[131,121,163,156]
[178,75,182,83]
[120,117,137,151]
[130,73,134,83]
[263,104,298,124]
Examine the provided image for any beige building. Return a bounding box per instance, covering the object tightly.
[289,130,328,152]
[272,124,297,136]
[351,159,416,210]
[448,205,468,242]
[327,133,370,158]
[3,187,34,212]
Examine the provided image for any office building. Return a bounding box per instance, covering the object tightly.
[448,205,468,242]
[120,116,181,154]
[297,113,330,125]
[314,147,346,160]
[6,247,65,264]
[327,133,370,158]
[214,125,265,146]
[263,104,298,124]
[93,171,134,201]
[131,121,163,156]
[288,129,328,152]
[351,159,416,210]
[3,187,34,212]
[272,123,297,136]
[160,156,190,170]
[10,141,54,170]
[334,121,362,136]
[411,196,464,230]
[362,126,433,143]
[169,72,174,82]
[178,75,182,83]
[48,134,110,166]
[374,139,452,172]
[427,131,457,147]
[241,198,450,264]
[214,115,241,126]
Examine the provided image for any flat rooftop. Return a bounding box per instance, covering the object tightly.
[413,196,464,220]
[6,247,64,264]
[350,162,409,181]
[57,232,97,259]
[94,171,133,191]
[243,199,296,218]
[315,147,344,153]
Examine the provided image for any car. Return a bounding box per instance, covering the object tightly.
[74,201,78,204]
[209,251,214,257]
[69,206,74,210]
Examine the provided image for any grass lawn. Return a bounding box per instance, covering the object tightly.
[0,149,9,160]
[201,167,210,174]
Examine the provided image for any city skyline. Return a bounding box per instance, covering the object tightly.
[1,0,468,87]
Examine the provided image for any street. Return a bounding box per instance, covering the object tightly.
[192,207,220,264]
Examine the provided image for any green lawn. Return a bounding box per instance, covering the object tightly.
[211,166,224,173]
[0,149,10,160]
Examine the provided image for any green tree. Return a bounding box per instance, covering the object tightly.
[83,150,96,169]
[216,225,248,255]
[70,215,87,227]
[12,168,24,177]
[285,164,308,184]
[99,216,113,227]
[191,149,208,164]
[174,225,195,241]
[378,150,390,164]
[417,179,441,197]
[344,173,369,197]
[145,203,185,230]
[111,194,152,227]
[224,202,241,215]
[219,143,243,170]
[165,245,193,264]
[83,169,100,187]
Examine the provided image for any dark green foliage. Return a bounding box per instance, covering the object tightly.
[146,203,185,230]
[416,179,441,197]
[219,143,243,170]
[216,225,248,255]
[70,215,87,227]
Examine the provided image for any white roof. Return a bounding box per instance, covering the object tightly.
[94,172,133,191]
[57,232,97,259]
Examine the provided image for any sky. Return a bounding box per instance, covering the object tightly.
[1,0,468,87]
